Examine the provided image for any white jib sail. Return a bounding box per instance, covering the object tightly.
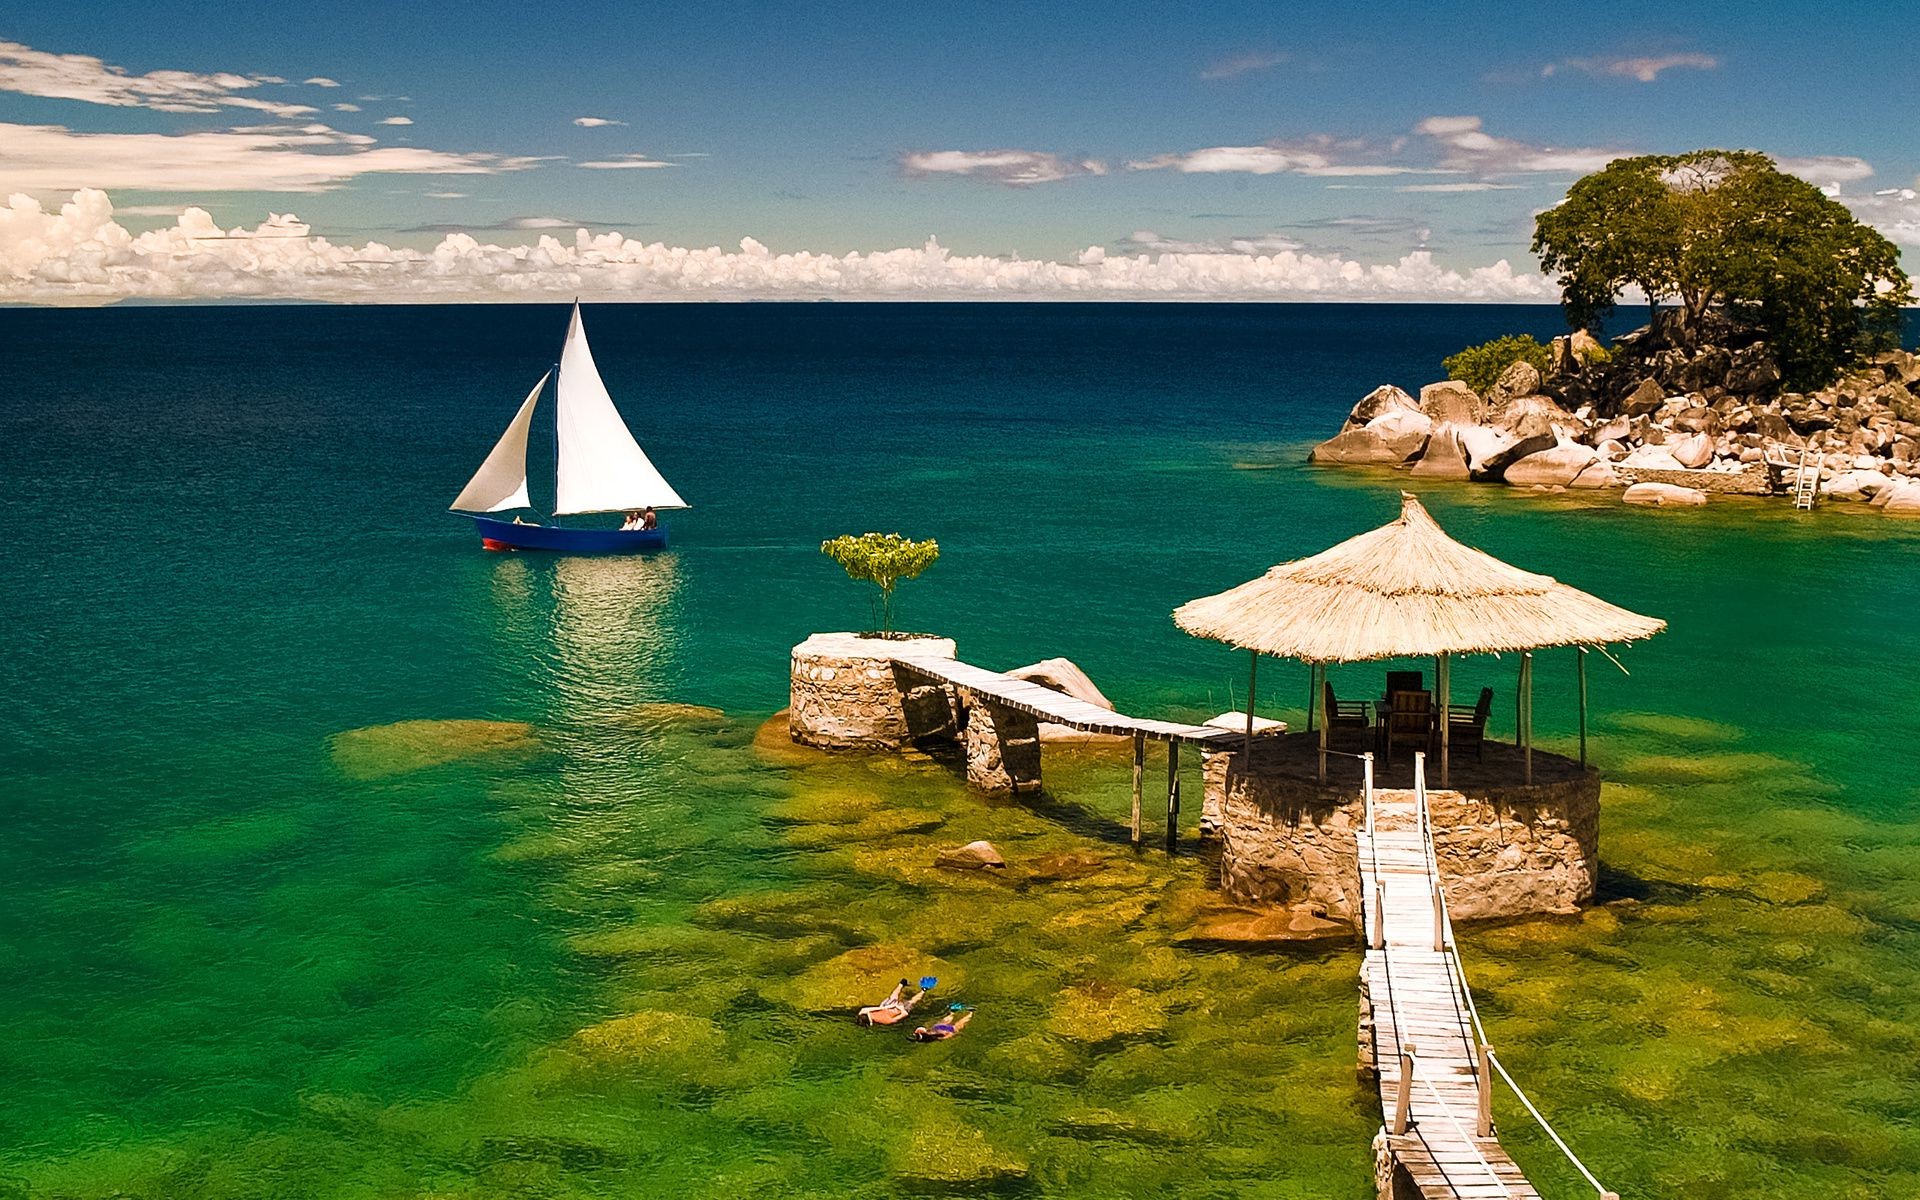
[553,304,688,515]
[450,372,547,512]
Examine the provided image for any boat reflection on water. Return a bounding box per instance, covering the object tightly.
[483,551,687,739]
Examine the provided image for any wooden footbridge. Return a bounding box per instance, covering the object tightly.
[1359,751,1619,1200]
[888,649,1245,846]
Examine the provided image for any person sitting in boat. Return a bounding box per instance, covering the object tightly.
[620,510,645,531]
[856,978,928,1027]
[911,1004,973,1042]
[640,506,658,530]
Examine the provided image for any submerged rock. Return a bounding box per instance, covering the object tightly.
[936,840,1006,870]
[329,718,539,779]
[1623,482,1708,507]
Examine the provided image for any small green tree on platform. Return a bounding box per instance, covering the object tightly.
[820,533,940,636]
[1532,149,1910,389]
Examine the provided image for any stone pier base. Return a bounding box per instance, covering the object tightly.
[789,632,959,750]
[963,695,1042,793]
[1205,738,1601,923]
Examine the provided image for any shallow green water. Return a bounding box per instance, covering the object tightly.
[3,304,1918,1198]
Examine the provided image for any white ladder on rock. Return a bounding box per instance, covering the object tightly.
[1791,444,1818,510]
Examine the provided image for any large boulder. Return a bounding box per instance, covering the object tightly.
[1409,423,1473,480]
[1881,481,1920,516]
[1590,416,1632,445]
[1725,346,1781,394]
[1344,384,1421,428]
[1569,328,1605,364]
[1488,360,1544,405]
[1310,423,1427,465]
[1621,378,1667,417]
[1455,425,1517,478]
[1008,658,1112,710]
[1568,459,1619,489]
[1503,440,1601,488]
[1618,444,1687,471]
[1822,469,1894,502]
[1475,429,1557,480]
[1623,482,1708,507]
[1492,393,1584,438]
[1669,432,1715,469]
[1419,381,1484,426]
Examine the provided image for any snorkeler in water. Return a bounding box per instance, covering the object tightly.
[856,977,932,1027]
[911,1004,974,1042]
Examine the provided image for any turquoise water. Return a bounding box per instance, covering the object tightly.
[3,303,1918,1197]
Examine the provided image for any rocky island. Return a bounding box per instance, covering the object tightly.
[1312,147,1917,516]
[1311,314,1920,516]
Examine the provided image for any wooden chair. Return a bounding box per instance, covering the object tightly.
[1385,670,1424,700]
[1385,690,1432,763]
[1438,687,1493,761]
[1323,681,1371,746]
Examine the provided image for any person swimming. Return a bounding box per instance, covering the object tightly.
[856,978,928,1027]
[911,1004,973,1042]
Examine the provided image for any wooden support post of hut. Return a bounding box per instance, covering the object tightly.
[1519,650,1534,785]
[1165,741,1181,849]
[1578,645,1590,769]
[1130,732,1144,846]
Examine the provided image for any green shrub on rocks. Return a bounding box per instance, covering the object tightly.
[1442,334,1554,394]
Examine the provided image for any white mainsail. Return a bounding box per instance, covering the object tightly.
[553,304,688,515]
[450,371,548,513]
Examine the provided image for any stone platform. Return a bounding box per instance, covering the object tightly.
[1204,734,1599,923]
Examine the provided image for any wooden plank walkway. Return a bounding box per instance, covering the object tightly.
[889,652,1244,747]
[1360,791,1541,1200]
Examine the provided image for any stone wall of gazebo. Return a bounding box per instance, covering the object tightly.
[1203,748,1601,922]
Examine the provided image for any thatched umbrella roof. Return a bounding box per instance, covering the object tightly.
[1173,492,1665,662]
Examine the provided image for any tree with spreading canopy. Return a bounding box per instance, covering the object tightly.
[820,532,940,635]
[1532,150,1910,389]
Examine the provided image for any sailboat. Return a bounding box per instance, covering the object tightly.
[451,302,687,553]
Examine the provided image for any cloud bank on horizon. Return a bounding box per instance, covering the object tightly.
[0,190,1557,304]
[0,19,1914,306]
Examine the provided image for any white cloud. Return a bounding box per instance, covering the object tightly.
[0,122,541,193]
[0,189,1559,304]
[1414,116,1621,174]
[304,76,341,87]
[0,39,318,118]
[1837,186,1920,246]
[572,116,625,127]
[1199,51,1288,81]
[901,150,1106,186]
[332,102,362,112]
[1775,155,1875,188]
[1124,230,1305,254]
[1128,136,1452,178]
[377,115,413,126]
[577,154,677,170]
[1397,182,1520,193]
[1544,53,1719,83]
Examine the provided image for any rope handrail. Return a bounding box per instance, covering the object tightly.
[1412,1059,1511,1197]
[1410,754,1618,1200]
[1486,1051,1614,1198]
[1413,756,1489,1051]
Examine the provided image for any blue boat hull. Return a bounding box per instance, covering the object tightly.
[473,515,668,554]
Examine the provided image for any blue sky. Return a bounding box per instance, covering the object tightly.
[1,1,1915,301]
